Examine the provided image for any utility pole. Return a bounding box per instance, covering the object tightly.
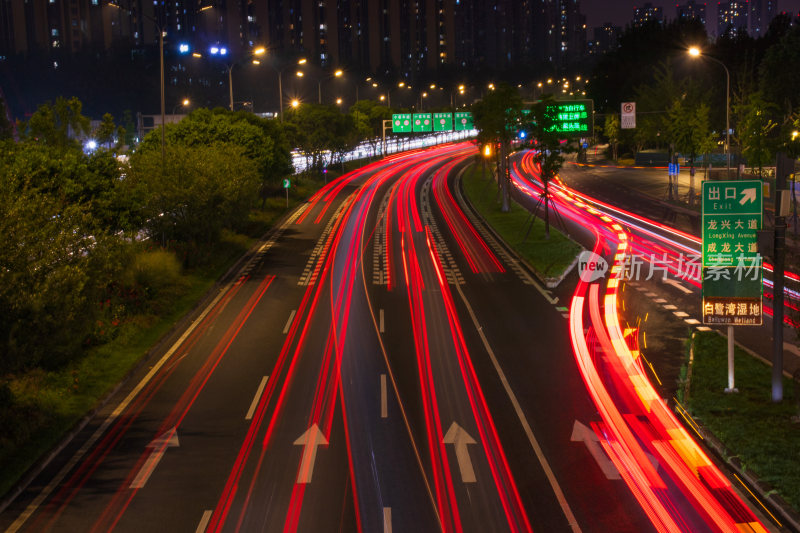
[773,152,793,401]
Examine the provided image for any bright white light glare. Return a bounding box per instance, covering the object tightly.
[85,140,98,151]
[220,48,227,55]
[178,43,189,53]
[210,46,219,54]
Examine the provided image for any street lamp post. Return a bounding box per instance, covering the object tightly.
[689,46,731,178]
[109,3,165,164]
[224,47,265,111]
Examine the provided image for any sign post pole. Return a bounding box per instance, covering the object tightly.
[702,180,763,392]
[283,178,291,208]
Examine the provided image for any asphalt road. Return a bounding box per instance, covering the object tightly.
[1,142,773,533]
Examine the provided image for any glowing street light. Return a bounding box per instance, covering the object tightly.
[689,45,731,177]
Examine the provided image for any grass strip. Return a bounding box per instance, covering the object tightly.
[686,331,800,510]
[460,164,581,279]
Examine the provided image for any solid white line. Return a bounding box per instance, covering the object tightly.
[380,374,388,418]
[453,283,582,531]
[245,376,269,420]
[6,284,232,533]
[664,278,693,294]
[379,309,385,333]
[383,507,392,533]
[283,310,297,334]
[195,510,213,533]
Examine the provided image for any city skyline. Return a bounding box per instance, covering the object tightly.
[584,0,800,31]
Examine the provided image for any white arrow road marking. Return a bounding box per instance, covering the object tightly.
[380,374,388,419]
[245,376,269,420]
[570,421,620,480]
[383,507,392,533]
[195,510,213,533]
[283,310,297,334]
[443,422,477,483]
[739,188,757,205]
[130,427,180,489]
[663,279,693,294]
[294,424,328,484]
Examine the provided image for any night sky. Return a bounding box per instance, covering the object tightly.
[583,0,800,32]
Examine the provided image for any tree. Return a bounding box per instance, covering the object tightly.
[138,108,292,206]
[93,113,125,151]
[524,95,573,239]
[286,104,356,173]
[0,141,127,371]
[350,100,393,158]
[472,83,523,212]
[22,96,90,148]
[759,22,800,116]
[128,143,260,247]
[604,113,621,161]
[0,95,13,141]
[735,91,779,179]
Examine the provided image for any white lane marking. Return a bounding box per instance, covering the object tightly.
[196,510,213,533]
[663,304,677,310]
[697,326,712,331]
[653,298,667,304]
[293,424,328,484]
[443,422,477,483]
[453,283,582,531]
[245,376,269,420]
[685,318,700,325]
[130,427,180,489]
[645,292,658,298]
[380,374,388,419]
[380,309,385,333]
[383,507,392,533]
[673,311,689,318]
[664,278,693,294]
[6,283,232,533]
[570,421,621,480]
[283,310,297,334]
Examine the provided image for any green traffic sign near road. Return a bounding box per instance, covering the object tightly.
[413,113,433,132]
[454,112,474,131]
[282,178,291,189]
[392,114,413,133]
[701,180,763,325]
[433,112,453,132]
[550,100,592,135]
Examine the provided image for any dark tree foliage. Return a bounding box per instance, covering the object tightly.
[589,19,708,113]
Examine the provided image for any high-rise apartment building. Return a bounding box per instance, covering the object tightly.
[748,0,776,36]
[717,1,748,37]
[632,2,664,27]
[1,0,590,76]
[676,1,707,25]
[589,23,620,56]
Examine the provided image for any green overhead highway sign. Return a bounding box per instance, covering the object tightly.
[413,113,433,132]
[392,114,413,133]
[433,113,453,132]
[550,100,592,135]
[701,180,762,325]
[454,112,474,131]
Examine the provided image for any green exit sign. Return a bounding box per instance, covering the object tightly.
[413,113,433,132]
[392,114,412,133]
[701,180,763,325]
[454,112,473,131]
[433,113,453,131]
